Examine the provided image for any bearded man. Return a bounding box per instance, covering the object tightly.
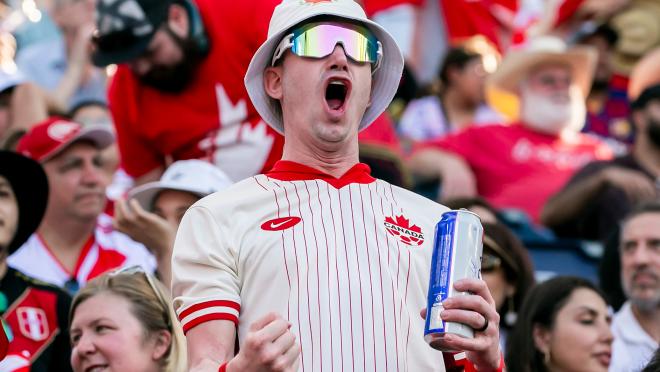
[409,36,613,224]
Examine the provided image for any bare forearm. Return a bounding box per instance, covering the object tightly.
[407,148,454,181]
[540,172,607,227]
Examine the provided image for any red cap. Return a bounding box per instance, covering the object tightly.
[17,117,115,162]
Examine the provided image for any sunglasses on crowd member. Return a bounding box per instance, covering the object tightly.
[271,22,383,71]
[481,251,503,273]
[110,265,172,328]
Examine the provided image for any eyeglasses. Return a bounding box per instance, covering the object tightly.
[110,265,171,328]
[481,252,503,273]
[271,22,382,70]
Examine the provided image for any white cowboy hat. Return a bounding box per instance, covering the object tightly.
[244,0,404,134]
[487,36,597,98]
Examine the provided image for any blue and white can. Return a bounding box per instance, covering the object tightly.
[424,209,483,350]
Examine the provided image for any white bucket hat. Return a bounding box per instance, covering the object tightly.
[128,159,234,211]
[487,36,597,98]
[244,0,404,134]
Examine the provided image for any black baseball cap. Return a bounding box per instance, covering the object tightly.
[631,83,660,111]
[91,0,174,67]
[0,151,49,253]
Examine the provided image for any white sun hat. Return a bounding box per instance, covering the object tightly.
[128,159,234,211]
[244,0,404,134]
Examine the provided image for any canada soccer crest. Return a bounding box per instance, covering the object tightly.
[384,215,424,246]
[16,307,49,342]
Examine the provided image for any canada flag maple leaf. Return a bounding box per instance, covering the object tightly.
[386,215,422,233]
[384,215,424,246]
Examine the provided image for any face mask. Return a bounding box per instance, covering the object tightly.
[646,117,660,148]
[138,26,209,93]
[519,84,585,135]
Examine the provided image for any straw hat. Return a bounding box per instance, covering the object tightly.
[487,36,597,98]
[244,0,404,134]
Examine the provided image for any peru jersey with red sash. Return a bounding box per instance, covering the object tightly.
[0,268,72,372]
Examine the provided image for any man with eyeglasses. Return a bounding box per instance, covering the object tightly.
[409,36,613,225]
[172,1,503,371]
[90,0,284,187]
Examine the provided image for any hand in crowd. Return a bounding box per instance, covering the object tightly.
[438,155,477,201]
[113,198,175,261]
[421,278,502,370]
[601,167,657,203]
[227,312,300,372]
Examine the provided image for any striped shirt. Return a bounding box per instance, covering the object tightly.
[172,160,449,371]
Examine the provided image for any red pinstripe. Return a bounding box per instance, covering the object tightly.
[348,185,367,372]
[182,313,238,334]
[326,183,345,372]
[379,182,400,372]
[337,189,356,372]
[283,186,305,372]
[272,188,292,321]
[293,182,315,371]
[304,181,324,372]
[368,183,389,372]
[253,176,268,191]
[358,185,377,371]
[178,300,240,320]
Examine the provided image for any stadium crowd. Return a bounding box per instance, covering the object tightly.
[0,0,658,371]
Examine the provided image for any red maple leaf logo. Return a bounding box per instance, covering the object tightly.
[384,215,424,246]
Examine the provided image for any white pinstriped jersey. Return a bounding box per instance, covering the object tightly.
[172,161,450,371]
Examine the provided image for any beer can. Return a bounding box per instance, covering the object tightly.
[424,209,483,350]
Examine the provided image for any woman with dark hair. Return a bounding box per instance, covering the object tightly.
[506,276,613,372]
[481,222,535,348]
[399,38,502,142]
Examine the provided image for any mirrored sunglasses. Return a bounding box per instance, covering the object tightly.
[271,22,382,70]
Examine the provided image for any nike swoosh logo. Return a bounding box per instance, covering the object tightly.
[261,217,302,231]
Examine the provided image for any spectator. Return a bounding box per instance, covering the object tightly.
[542,83,660,242]
[69,267,186,372]
[114,159,233,286]
[173,0,504,371]
[442,196,500,223]
[409,36,613,224]
[9,117,156,293]
[91,0,283,185]
[482,222,536,349]
[610,202,660,371]
[506,276,613,372]
[398,41,503,142]
[0,150,72,371]
[15,0,105,113]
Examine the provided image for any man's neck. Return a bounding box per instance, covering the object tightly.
[631,303,660,343]
[633,138,660,177]
[281,139,360,178]
[38,216,97,273]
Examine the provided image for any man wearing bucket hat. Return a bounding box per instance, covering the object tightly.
[172,1,503,371]
[541,46,660,244]
[8,117,156,294]
[409,36,613,224]
[0,150,73,371]
[91,0,284,186]
[113,159,233,286]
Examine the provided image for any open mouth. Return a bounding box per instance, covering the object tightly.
[85,365,108,372]
[325,79,349,111]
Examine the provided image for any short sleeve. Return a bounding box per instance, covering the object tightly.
[171,205,241,334]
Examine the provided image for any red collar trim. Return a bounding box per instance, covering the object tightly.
[38,233,95,277]
[266,160,375,189]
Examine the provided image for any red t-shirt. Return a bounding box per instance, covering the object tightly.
[439,0,518,51]
[362,0,423,17]
[108,0,283,180]
[422,123,613,223]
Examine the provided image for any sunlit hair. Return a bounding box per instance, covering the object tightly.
[69,270,187,372]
